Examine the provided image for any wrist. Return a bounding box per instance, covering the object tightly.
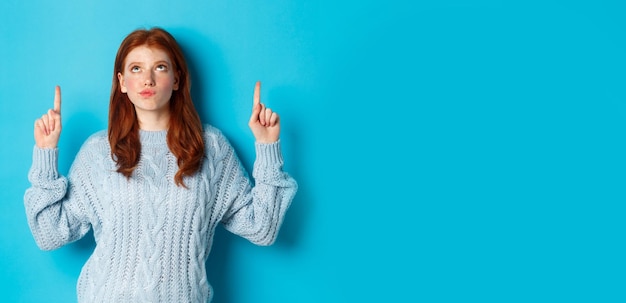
[36,143,58,149]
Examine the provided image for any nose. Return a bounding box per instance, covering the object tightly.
[144,72,155,86]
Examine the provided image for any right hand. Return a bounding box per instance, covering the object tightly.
[34,86,62,148]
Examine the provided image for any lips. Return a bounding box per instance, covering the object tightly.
[139,90,155,97]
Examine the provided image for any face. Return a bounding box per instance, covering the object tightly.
[117,45,179,118]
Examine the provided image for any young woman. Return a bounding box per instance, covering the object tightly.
[25,27,297,302]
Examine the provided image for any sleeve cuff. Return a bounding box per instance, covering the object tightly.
[31,146,60,181]
[254,140,284,167]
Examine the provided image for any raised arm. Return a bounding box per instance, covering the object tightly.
[25,86,92,250]
[218,81,297,245]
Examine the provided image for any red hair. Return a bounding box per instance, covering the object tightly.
[108,27,205,187]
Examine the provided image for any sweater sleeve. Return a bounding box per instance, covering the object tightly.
[218,137,298,246]
[24,146,93,251]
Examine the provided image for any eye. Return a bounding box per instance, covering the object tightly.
[130,66,141,73]
[156,64,168,71]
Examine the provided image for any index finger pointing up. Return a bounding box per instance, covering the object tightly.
[253,81,261,106]
[54,85,61,113]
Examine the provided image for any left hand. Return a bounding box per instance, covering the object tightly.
[248,81,280,143]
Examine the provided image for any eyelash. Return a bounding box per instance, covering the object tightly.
[130,65,168,72]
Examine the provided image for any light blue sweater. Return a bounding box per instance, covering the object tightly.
[24,125,298,302]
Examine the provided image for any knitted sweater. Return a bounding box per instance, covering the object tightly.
[24,125,298,303]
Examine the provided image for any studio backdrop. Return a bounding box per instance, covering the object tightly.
[1,0,625,302]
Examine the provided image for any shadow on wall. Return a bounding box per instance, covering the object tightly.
[266,84,310,249]
[171,26,228,128]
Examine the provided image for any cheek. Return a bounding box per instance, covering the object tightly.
[157,75,176,88]
[123,75,141,88]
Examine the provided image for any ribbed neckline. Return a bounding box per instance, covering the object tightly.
[139,129,167,145]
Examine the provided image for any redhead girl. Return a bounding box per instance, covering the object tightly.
[25,27,297,302]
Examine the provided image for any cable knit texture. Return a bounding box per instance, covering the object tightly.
[24,125,298,303]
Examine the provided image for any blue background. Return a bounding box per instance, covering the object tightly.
[1,0,625,302]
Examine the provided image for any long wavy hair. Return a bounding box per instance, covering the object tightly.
[108,27,205,187]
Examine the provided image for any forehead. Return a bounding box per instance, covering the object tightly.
[124,45,172,64]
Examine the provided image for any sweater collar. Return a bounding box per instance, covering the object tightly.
[139,129,167,145]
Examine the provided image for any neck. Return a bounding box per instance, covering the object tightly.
[136,109,171,131]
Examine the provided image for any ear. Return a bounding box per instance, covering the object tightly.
[117,72,128,93]
[173,71,180,91]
